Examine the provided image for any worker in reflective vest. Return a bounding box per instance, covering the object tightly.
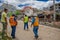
[31,16,39,39]
[9,14,17,39]
[24,15,29,30]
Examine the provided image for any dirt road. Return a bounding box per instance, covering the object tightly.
[0,20,60,40]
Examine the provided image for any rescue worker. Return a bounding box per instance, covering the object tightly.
[31,16,39,39]
[24,15,29,30]
[1,8,8,39]
[9,14,17,39]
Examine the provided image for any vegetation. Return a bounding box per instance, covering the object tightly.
[8,12,13,17]
[8,10,20,17]
[15,10,20,15]
[0,32,12,40]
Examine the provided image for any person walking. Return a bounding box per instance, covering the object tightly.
[31,16,39,39]
[9,14,17,39]
[23,15,29,30]
[1,8,8,39]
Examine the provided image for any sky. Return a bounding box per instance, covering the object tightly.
[37,0,60,1]
[0,0,60,10]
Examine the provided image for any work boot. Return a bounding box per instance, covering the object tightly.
[35,36,38,39]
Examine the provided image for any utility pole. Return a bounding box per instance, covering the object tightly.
[53,0,56,21]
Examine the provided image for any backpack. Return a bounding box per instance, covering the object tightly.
[32,17,35,24]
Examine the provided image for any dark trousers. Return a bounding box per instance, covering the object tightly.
[2,22,7,39]
[11,26,16,38]
[33,27,39,37]
[24,23,28,30]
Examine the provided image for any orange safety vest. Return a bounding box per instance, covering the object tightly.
[9,16,17,26]
[33,17,39,26]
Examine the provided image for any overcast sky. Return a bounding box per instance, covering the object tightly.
[0,0,60,10]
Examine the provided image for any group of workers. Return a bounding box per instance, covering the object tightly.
[1,8,39,39]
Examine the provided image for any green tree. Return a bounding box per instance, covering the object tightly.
[15,10,20,15]
[8,12,13,17]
